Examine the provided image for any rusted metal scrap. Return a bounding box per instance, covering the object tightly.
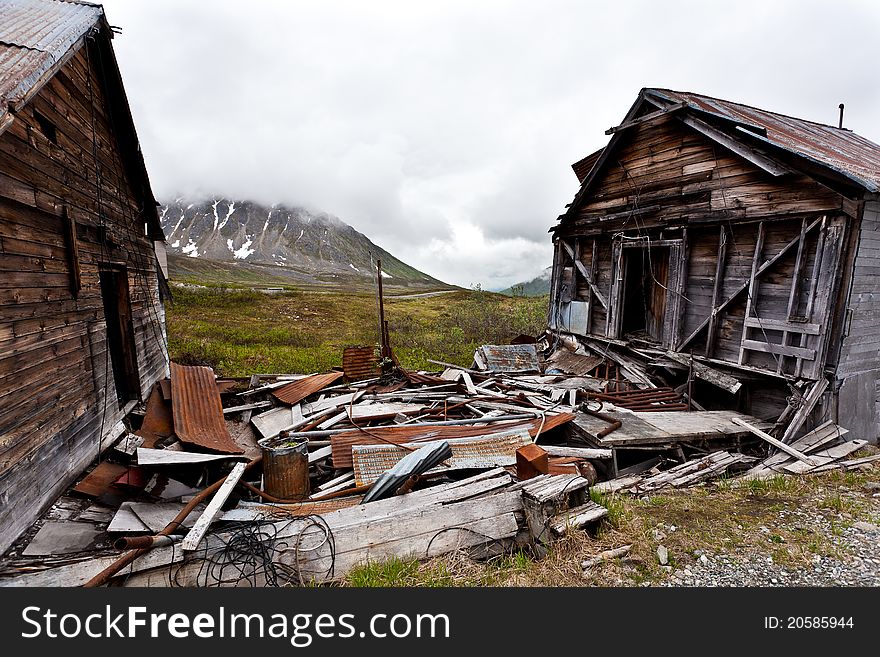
[272,371,344,406]
[170,362,244,454]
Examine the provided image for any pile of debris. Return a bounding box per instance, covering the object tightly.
[0,337,876,587]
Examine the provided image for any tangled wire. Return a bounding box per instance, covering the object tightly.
[151,515,337,587]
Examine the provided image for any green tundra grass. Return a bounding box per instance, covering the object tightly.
[166,286,548,377]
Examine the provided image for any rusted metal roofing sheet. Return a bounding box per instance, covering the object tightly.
[342,346,379,381]
[0,0,102,113]
[170,362,244,454]
[645,88,880,192]
[477,344,540,373]
[352,430,533,486]
[273,371,344,406]
[330,412,575,468]
[545,347,603,377]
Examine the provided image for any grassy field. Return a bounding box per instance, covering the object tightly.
[166,286,548,377]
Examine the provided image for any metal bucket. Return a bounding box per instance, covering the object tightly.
[258,435,309,500]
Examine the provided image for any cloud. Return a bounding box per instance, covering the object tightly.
[101,0,880,288]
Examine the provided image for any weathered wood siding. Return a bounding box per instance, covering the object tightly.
[555,116,853,376]
[835,200,880,441]
[0,43,168,553]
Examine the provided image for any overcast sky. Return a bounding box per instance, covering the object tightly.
[100,0,880,289]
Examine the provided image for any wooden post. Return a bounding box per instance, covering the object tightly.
[587,239,598,335]
[739,221,765,366]
[796,216,826,378]
[705,225,727,357]
[376,259,391,360]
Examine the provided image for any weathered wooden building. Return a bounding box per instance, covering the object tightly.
[0,0,168,553]
[550,88,880,444]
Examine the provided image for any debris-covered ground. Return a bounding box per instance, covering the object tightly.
[1,331,877,587]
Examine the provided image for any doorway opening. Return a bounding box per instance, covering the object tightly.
[99,266,140,405]
[620,246,671,343]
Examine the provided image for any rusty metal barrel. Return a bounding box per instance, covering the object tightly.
[258,434,310,500]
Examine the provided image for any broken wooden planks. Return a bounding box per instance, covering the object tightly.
[181,462,247,551]
[731,417,818,467]
[568,409,769,447]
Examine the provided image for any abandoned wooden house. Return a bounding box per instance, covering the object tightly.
[550,88,880,445]
[0,0,168,553]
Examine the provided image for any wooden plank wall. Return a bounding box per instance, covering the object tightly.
[550,113,866,421]
[0,43,168,553]
[835,200,880,442]
[559,114,846,230]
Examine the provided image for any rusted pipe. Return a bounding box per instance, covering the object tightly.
[113,534,184,550]
[83,456,263,588]
[581,407,623,439]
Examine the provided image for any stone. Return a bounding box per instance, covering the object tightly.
[657,545,669,566]
[852,521,880,533]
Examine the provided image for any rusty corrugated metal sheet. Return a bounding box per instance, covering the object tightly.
[646,88,880,192]
[272,371,344,406]
[331,412,575,468]
[170,362,244,454]
[402,369,452,386]
[477,344,540,372]
[352,430,532,486]
[342,346,379,381]
[545,347,603,377]
[0,0,102,112]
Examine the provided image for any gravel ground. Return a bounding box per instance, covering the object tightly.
[654,485,880,587]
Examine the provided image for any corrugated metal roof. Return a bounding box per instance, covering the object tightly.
[171,362,244,455]
[0,0,102,113]
[645,88,880,192]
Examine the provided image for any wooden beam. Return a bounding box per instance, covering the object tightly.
[741,339,816,360]
[181,462,247,551]
[678,114,793,177]
[705,225,727,357]
[742,317,820,335]
[796,217,826,378]
[739,221,766,366]
[663,351,742,394]
[586,239,598,334]
[62,206,81,299]
[604,102,687,134]
[677,216,823,351]
[561,240,608,309]
[730,418,819,467]
[780,377,829,444]
[541,445,613,459]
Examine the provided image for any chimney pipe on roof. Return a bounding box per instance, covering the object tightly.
[838,103,845,129]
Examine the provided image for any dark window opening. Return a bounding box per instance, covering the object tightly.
[620,246,670,343]
[33,110,57,144]
[99,266,140,405]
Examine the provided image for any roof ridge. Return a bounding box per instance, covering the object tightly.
[647,87,848,133]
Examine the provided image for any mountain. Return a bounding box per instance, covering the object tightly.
[498,266,552,296]
[159,198,449,290]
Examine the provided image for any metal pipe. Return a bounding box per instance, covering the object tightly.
[113,534,184,550]
[581,408,622,439]
[838,103,845,129]
[83,456,263,588]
